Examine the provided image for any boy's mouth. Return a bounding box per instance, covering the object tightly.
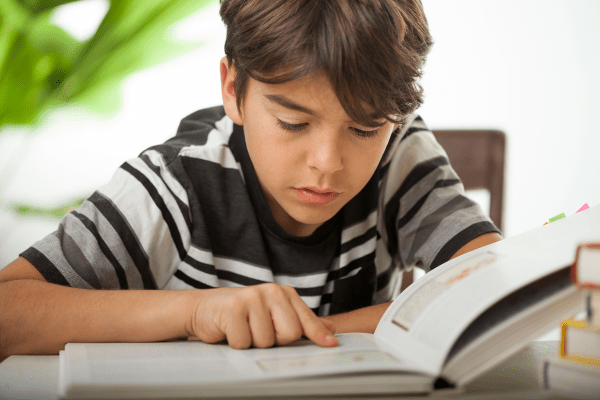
[294,187,340,205]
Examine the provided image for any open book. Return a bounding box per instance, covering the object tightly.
[59,204,600,399]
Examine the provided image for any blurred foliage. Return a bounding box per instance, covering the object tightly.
[0,0,216,218]
[0,0,215,128]
[11,196,86,218]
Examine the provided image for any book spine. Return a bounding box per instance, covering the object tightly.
[572,243,600,290]
[542,360,550,390]
[586,291,600,329]
[560,319,600,366]
[562,354,600,367]
[560,319,587,358]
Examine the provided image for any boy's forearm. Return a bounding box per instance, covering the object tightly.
[323,302,392,334]
[0,279,195,361]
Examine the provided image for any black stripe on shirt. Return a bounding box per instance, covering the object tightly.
[384,156,453,257]
[385,178,460,258]
[320,292,333,306]
[140,154,193,233]
[19,247,71,287]
[185,254,285,288]
[184,254,218,276]
[184,254,268,287]
[379,162,390,182]
[376,263,395,291]
[53,227,101,289]
[430,221,501,270]
[216,269,267,286]
[340,225,377,255]
[121,162,187,261]
[326,253,374,282]
[174,269,214,289]
[379,125,431,179]
[294,286,326,297]
[180,262,325,297]
[71,211,129,289]
[88,192,157,290]
[400,126,430,142]
[397,179,461,231]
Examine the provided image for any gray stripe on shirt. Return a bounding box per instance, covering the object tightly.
[406,196,484,268]
[399,163,463,217]
[76,199,145,289]
[55,228,102,289]
[32,234,94,289]
[55,213,119,289]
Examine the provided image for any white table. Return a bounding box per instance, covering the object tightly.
[0,341,569,400]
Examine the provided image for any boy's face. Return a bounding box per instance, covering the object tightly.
[221,58,396,237]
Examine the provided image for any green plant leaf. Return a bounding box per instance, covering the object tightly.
[16,0,80,15]
[0,9,82,126]
[11,196,86,219]
[49,0,213,113]
[0,0,216,130]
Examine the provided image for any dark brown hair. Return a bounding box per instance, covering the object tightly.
[219,0,433,127]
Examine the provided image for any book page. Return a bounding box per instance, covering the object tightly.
[70,341,235,385]
[222,332,412,379]
[374,203,600,379]
[577,247,600,285]
[62,333,415,388]
[445,268,573,363]
[392,252,499,330]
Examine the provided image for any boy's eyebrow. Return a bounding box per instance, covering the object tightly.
[264,94,387,127]
[265,94,317,116]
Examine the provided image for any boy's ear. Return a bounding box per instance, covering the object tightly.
[220,57,244,125]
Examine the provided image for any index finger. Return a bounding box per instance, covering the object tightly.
[282,286,339,347]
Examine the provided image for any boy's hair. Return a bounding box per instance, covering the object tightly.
[219,0,433,128]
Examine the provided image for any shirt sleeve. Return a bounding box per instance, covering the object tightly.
[380,114,502,273]
[19,150,192,289]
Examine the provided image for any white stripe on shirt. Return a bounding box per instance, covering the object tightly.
[97,167,181,289]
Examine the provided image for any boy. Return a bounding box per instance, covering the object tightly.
[0,0,502,360]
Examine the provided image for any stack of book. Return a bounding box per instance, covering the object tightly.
[541,242,600,398]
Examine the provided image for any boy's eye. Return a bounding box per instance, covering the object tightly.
[276,118,379,138]
[350,127,379,139]
[277,119,307,132]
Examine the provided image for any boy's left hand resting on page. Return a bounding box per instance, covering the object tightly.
[188,283,339,349]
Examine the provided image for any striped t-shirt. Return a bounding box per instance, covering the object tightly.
[21,106,501,316]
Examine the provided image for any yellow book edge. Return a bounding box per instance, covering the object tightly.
[560,319,600,367]
[562,355,600,367]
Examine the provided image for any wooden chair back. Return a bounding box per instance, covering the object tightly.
[432,129,506,233]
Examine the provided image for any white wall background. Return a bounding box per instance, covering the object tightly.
[1,0,599,281]
[419,0,600,240]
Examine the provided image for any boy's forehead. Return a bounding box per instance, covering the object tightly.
[252,75,383,123]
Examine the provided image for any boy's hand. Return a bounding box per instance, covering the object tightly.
[189,283,339,349]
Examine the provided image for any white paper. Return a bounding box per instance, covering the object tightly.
[577,247,600,285]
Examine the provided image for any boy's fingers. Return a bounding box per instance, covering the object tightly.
[319,318,336,335]
[267,294,304,346]
[224,311,253,349]
[283,287,339,347]
[247,305,275,348]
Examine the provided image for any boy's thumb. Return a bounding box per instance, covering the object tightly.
[320,318,336,334]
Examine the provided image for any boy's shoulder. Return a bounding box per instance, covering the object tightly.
[142,105,233,164]
[176,106,229,138]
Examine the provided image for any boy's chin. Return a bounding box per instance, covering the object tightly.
[288,208,339,227]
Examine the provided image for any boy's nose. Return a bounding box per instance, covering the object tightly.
[306,131,343,174]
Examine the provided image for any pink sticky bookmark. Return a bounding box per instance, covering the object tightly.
[576,203,589,213]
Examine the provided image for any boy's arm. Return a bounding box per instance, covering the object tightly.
[0,257,337,361]
[0,257,195,361]
[323,232,503,334]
